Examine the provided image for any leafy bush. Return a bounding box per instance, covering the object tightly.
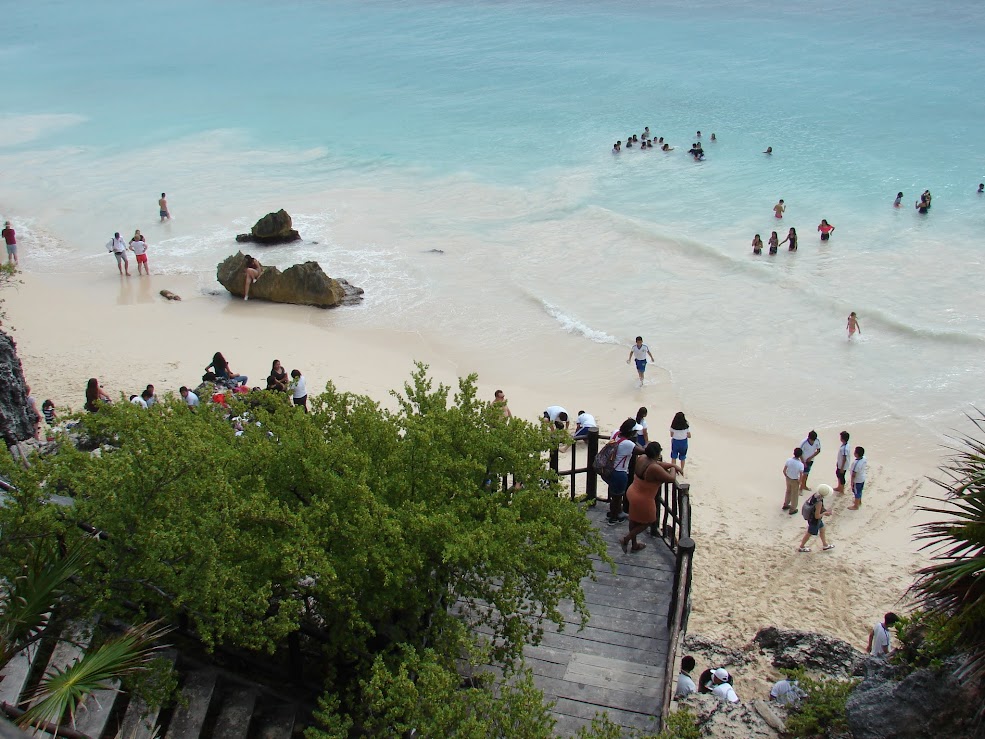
[892,610,953,670]
[783,670,858,738]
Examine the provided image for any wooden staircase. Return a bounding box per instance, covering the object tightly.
[0,628,308,739]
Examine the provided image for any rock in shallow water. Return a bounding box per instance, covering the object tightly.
[235,209,301,245]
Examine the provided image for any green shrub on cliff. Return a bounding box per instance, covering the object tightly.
[783,670,858,738]
[0,364,607,735]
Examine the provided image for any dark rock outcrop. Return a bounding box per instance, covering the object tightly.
[216,252,364,308]
[753,626,865,678]
[0,330,39,447]
[846,656,980,739]
[235,209,301,245]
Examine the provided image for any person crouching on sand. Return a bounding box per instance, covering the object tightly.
[243,255,262,301]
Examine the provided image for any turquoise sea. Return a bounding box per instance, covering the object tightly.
[2,0,984,439]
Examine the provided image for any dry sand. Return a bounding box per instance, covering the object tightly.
[4,270,936,673]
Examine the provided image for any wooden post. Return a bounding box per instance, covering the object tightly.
[549,447,559,475]
[586,429,599,502]
[678,483,691,539]
[667,536,695,631]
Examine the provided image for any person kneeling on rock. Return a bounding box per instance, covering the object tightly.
[243,255,262,301]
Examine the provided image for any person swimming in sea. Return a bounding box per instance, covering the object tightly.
[894,192,903,207]
[915,194,929,214]
[817,219,835,241]
[662,143,674,151]
[978,183,984,194]
[710,133,717,141]
[780,227,798,251]
[752,234,763,255]
[768,231,779,255]
[773,199,786,219]
[626,139,633,149]
[613,140,622,153]
[643,126,651,140]
[763,146,773,155]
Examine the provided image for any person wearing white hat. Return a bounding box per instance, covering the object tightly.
[799,483,835,553]
[711,668,739,703]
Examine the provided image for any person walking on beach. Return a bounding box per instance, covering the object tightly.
[627,336,655,387]
[773,199,786,219]
[752,234,763,254]
[799,430,821,491]
[619,441,677,552]
[867,612,900,657]
[817,219,835,241]
[780,227,798,252]
[834,430,851,493]
[768,231,779,255]
[106,232,130,276]
[493,389,512,418]
[2,221,17,267]
[129,230,149,275]
[782,447,805,514]
[848,446,867,510]
[159,193,171,221]
[670,411,691,473]
[847,312,861,339]
[798,484,835,553]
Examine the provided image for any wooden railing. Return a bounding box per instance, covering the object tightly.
[546,429,695,729]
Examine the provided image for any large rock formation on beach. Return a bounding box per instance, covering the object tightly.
[216,252,364,308]
[0,330,40,447]
[235,209,301,244]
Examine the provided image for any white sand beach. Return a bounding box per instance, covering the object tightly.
[4,269,935,670]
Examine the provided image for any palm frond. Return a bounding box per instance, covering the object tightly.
[17,621,170,731]
[0,543,86,666]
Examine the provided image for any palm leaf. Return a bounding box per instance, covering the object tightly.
[17,621,169,731]
[0,543,86,666]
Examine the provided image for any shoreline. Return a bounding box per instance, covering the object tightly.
[4,268,935,658]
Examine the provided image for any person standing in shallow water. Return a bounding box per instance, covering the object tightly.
[894,192,903,207]
[773,199,785,219]
[847,312,861,339]
[159,193,170,221]
[768,231,779,255]
[751,234,763,254]
[817,219,835,241]
[626,336,655,387]
[780,227,797,251]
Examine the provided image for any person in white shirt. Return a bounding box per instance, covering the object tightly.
[675,656,697,699]
[626,336,656,387]
[130,394,148,409]
[799,430,821,491]
[291,369,308,413]
[180,386,200,408]
[106,232,130,276]
[848,446,867,510]
[129,230,150,275]
[782,448,805,515]
[142,384,157,408]
[710,668,739,703]
[669,411,691,473]
[607,418,641,526]
[573,410,597,440]
[770,678,807,706]
[543,405,569,430]
[867,612,899,657]
[834,431,851,493]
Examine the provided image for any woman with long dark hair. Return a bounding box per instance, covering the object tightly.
[205,352,248,387]
[268,359,289,392]
[670,411,692,473]
[620,442,678,553]
[84,378,111,413]
[635,407,649,446]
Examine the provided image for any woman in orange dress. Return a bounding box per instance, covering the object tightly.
[620,442,678,553]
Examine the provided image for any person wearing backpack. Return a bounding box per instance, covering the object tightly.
[607,418,642,526]
[798,484,835,553]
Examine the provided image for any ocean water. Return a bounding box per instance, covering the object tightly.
[2,0,984,441]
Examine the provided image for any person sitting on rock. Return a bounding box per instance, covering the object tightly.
[243,255,262,301]
[710,668,739,703]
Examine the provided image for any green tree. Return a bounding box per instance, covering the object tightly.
[0,365,606,732]
[912,412,985,685]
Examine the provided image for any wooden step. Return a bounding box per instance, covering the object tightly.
[255,705,296,739]
[211,688,257,739]
[72,678,119,739]
[163,669,218,739]
[116,649,178,739]
[0,643,40,709]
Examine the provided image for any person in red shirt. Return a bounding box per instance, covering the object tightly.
[2,221,17,267]
[817,219,836,241]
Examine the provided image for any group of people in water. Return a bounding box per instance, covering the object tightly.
[612,129,720,157]
[750,220,834,255]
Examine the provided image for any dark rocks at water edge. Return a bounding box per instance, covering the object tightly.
[235,209,301,244]
[216,252,364,308]
[0,330,40,446]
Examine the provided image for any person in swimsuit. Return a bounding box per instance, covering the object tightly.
[978,184,984,194]
[752,234,763,255]
[612,141,621,153]
[915,196,929,214]
[159,193,170,221]
[768,231,779,255]
[847,312,861,338]
[773,199,785,219]
[619,442,678,553]
[817,220,835,241]
[763,146,772,154]
[894,192,903,207]
[243,255,262,301]
[780,227,797,251]
[662,143,674,151]
[710,133,716,141]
